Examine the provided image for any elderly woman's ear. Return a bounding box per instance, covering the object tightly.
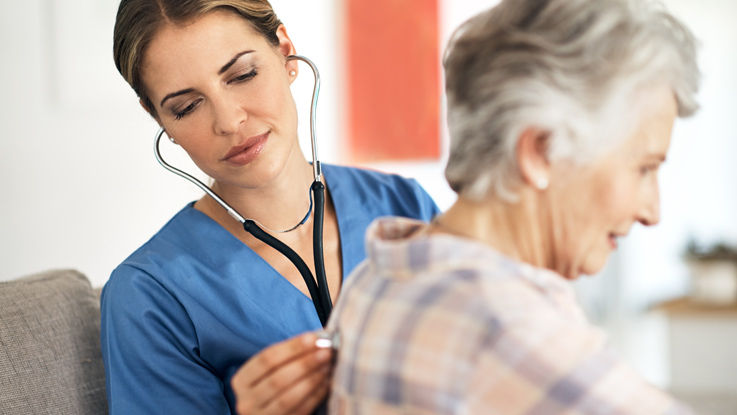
[516,127,551,191]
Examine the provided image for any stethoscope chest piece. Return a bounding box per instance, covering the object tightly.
[315,329,340,351]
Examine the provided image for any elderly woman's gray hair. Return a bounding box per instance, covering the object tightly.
[444,0,700,201]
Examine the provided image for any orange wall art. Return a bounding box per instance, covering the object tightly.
[345,0,441,162]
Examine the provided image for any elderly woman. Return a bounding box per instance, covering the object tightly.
[327,0,699,413]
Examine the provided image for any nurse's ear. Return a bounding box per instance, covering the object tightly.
[275,25,299,82]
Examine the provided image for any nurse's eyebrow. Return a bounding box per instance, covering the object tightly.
[160,88,195,107]
[218,50,254,75]
[159,50,255,107]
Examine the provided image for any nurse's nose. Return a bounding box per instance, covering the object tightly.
[211,95,246,136]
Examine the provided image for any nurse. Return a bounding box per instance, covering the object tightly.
[101,1,439,414]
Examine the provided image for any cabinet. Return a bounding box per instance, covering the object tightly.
[657,299,737,414]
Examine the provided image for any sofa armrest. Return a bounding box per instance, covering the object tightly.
[0,269,108,414]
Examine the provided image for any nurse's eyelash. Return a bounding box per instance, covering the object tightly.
[173,98,203,120]
[169,68,257,120]
[228,69,257,84]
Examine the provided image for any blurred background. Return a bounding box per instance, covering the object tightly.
[1,0,735,412]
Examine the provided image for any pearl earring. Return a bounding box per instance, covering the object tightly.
[168,135,177,144]
[289,70,297,77]
[536,177,549,190]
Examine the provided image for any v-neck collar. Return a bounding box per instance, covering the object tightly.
[178,163,353,303]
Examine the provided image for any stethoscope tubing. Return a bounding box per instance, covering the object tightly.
[152,55,332,326]
[311,180,332,316]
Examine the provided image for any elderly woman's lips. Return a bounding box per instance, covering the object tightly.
[222,132,269,165]
[608,234,619,249]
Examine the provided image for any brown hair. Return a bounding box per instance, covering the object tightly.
[113,0,282,116]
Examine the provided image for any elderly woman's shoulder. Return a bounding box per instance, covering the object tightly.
[411,243,574,325]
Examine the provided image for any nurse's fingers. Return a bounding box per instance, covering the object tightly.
[234,332,319,387]
[293,381,331,415]
[260,364,332,415]
[232,332,333,414]
[292,379,331,415]
[247,346,332,410]
[233,351,332,414]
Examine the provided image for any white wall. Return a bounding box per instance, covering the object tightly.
[612,0,737,315]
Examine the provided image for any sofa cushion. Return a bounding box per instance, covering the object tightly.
[0,269,108,414]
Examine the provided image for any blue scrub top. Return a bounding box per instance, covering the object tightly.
[100,163,439,414]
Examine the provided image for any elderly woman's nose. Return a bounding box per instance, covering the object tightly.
[637,190,661,226]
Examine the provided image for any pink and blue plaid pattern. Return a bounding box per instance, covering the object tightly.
[328,217,693,414]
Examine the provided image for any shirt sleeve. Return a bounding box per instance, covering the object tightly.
[464,288,693,415]
[407,178,441,221]
[100,265,231,415]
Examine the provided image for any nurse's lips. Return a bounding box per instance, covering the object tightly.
[222,132,269,165]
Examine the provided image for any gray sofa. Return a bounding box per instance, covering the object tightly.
[0,269,108,414]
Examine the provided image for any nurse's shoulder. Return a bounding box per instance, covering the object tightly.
[323,163,439,220]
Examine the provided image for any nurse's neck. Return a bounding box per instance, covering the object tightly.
[195,155,315,236]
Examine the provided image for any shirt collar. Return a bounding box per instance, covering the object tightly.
[365,217,580,315]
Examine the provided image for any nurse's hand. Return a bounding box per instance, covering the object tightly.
[231,332,334,415]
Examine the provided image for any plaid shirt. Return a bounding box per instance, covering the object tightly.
[327,217,693,414]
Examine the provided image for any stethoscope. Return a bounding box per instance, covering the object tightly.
[154,55,333,327]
